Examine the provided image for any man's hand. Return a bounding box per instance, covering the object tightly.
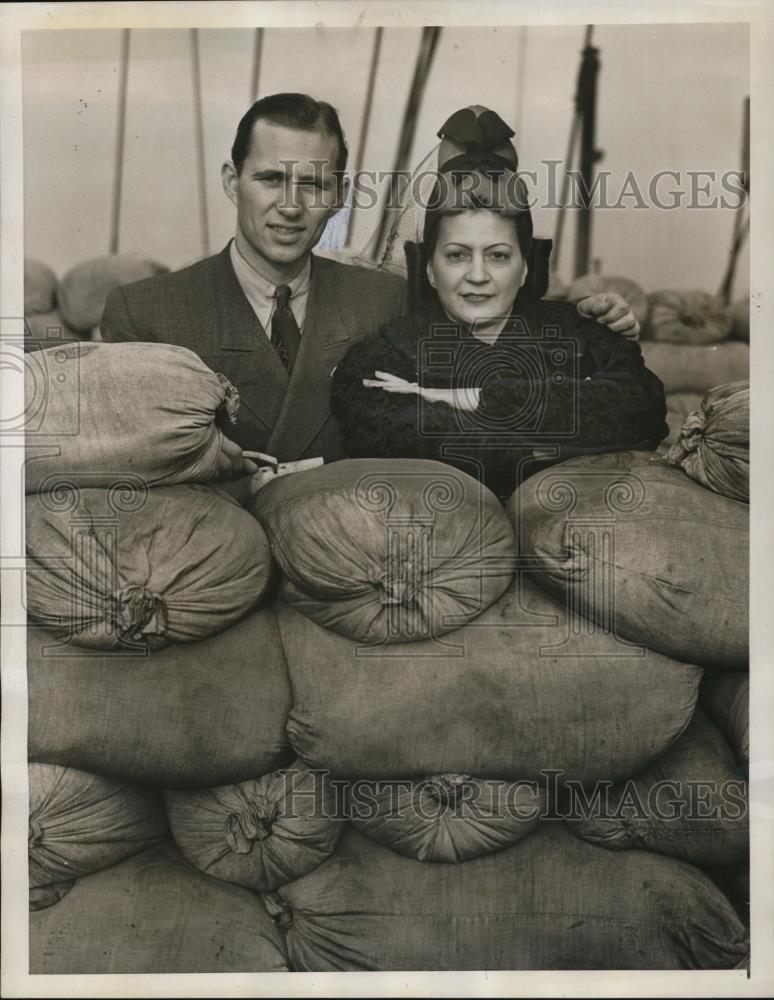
[217,435,259,479]
[576,292,640,339]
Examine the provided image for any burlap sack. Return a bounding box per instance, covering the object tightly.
[639,340,748,395]
[645,290,731,345]
[27,608,293,788]
[701,673,749,764]
[666,380,749,503]
[568,710,748,867]
[29,842,289,973]
[58,253,167,331]
[26,485,272,649]
[24,341,240,494]
[251,459,515,644]
[663,392,704,448]
[509,451,748,669]
[29,763,168,889]
[24,310,87,353]
[165,759,345,891]
[350,773,544,862]
[265,825,749,970]
[277,574,702,783]
[24,257,58,314]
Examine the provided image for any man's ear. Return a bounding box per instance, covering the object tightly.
[426,257,436,289]
[222,161,239,207]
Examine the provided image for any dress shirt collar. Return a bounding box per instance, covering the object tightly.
[229,238,312,331]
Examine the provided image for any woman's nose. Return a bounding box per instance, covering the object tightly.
[465,254,490,284]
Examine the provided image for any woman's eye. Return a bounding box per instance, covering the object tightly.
[446,251,468,262]
[488,251,511,262]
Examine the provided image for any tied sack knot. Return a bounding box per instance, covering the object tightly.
[666,408,706,465]
[215,372,240,426]
[224,794,278,854]
[107,585,167,641]
[377,556,421,606]
[28,818,45,847]
[425,773,473,810]
[262,890,294,931]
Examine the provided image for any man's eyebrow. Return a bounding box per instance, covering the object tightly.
[250,168,286,181]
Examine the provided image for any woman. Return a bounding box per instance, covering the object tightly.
[331,106,668,501]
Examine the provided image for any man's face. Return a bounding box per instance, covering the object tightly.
[222,120,345,281]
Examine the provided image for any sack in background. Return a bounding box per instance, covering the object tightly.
[644,290,730,345]
[24,257,58,315]
[58,254,167,332]
[639,340,748,395]
[251,459,515,644]
[509,451,748,670]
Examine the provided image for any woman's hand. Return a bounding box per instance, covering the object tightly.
[576,292,641,339]
[362,371,481,412]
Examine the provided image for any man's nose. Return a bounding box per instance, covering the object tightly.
[277,180,304,217]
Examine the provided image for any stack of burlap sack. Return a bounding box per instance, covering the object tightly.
[23,255,165,351]
[26,338,750,971]
[560,274,750,448]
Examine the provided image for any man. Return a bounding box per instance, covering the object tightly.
[101,92,640,465]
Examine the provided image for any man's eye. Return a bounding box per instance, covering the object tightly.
[259,176,282,187]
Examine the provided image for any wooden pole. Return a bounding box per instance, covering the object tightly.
[250,27,264,103]
[190,28,210,258]
[573,25,600,278]
[109,28,130,255]
[372,26,442,259]
[345,27,383,246]
[719,95,750,304]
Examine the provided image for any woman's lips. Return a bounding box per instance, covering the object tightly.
[461,293,493,302]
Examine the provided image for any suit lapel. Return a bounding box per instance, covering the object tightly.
[268,256,357,460]
[212,243,288,431]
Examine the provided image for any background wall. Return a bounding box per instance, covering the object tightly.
[22,23,749,295]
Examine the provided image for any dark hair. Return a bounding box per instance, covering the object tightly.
[231,92,349,176]
[423,173,534,259]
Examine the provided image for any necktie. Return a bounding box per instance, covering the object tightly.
[271,285,301,371]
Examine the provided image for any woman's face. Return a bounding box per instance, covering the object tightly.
[427,210,526,329]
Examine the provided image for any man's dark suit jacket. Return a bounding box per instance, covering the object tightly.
[100,243,406,463]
